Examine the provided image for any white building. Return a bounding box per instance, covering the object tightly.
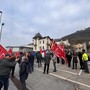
[33,33,51,51]
[55,39,70,46]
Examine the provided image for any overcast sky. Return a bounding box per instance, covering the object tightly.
[0,0,90,46]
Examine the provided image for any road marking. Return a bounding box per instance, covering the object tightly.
[78,70,82,75]
[57,68,78,75]
[35,68,90,88]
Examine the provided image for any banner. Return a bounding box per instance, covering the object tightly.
[0,45,8,59]
[50,39,66,62]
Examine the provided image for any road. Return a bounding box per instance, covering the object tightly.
[11,61,90,90]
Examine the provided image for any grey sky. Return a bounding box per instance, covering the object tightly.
[0,0,90,46]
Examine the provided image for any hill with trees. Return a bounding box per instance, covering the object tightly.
[57,27,90,45]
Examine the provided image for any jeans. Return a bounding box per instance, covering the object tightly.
[21,81,27,90]
[44,63,49,73]
[0,74,9,90]
[53,62,56,71]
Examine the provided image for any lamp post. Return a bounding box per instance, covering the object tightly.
[0,11,2,24]
[0,23,4,43]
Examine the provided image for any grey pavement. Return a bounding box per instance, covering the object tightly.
[7,60,90,90]
[14,61,90,90]
[9,79,17,90]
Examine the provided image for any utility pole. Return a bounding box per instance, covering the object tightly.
[0,23,4,43]
[0,11,2,24]
[0,11,4,43]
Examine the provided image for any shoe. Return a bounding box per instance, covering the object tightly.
[43,72,45,74]
[53,70,57,72]
[47,72,49,74]
[84,71,89,74]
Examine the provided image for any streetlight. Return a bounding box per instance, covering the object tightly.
[0,11,2,24]
[0,23,4,43]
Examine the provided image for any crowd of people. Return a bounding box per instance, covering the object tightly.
[0,49,90,90]
[66,49,90,73]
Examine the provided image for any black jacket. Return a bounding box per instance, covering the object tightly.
[0,58,16,75]
[44,53,51,64]
[19,60,28,82]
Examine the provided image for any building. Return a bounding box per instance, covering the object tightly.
[6,45,33,53]
[33,33,51,51]
[54,39,70,46]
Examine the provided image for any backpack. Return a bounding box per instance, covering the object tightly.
[26,63,32,74]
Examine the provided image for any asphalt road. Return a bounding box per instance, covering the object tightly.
[14,64,77,90]
[12,62,90,90]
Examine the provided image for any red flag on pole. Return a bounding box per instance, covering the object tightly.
[59,43,66,61]
[15,52,20,59]
[50,39,66,62]
[0,45,8,59]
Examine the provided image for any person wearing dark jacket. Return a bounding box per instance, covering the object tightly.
[66,50,72,67]
[19,56,29,90]
[10,54,16,78]
[43,52,51,74]
[28,52,34,72]
[36,52,42,67]
[0,54,16,90]
[72,52,78,69]
[78,51,83,69]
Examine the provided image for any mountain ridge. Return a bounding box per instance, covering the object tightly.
[55,27,90,45]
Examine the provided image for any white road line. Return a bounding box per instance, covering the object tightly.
[57,68,78,75]
[35,68,90,88]
[78,70,82,75]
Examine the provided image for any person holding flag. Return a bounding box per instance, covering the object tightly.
[50,39,66,63]
[0,54,16,90]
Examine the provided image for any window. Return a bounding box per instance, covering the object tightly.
[40,41,41,44]
[43,40,44,44]
[43,46,44,49]
[40,46,41,49]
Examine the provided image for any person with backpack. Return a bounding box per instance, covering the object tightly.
[19,55,29,90]
[66,50,72,67]
[36,52,42,67]
[72,52,78,69]
[43,51,51,74]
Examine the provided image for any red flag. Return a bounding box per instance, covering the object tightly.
[44,50,46,56]
[0,45,8,59]
[8,48,13,55]
[50,39,66,62]
[40,49,42,54]
[15,52,20,59]
[59,43,66,61]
